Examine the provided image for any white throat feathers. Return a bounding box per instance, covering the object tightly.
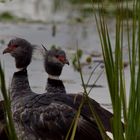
[48,74,60,80]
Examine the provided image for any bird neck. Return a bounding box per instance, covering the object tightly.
[45,77,66,94]
[10,68,32,99]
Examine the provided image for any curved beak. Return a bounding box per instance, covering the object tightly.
[65,58,69,65]
[3,47,11,54]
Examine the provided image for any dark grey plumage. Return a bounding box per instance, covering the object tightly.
[44,47,113,133]
[44,48,69,94]
[3,39,103,140]
[3,38,33,69]
[10,70,102,140]
[46,78,66,94]
[3,38,36,139]
[44,47,69,77]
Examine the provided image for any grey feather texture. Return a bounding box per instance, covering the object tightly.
[11,71,102,140]
[44,47,113,133]
[4,39,103,140]
[44,47,69,76]
[3,38,33,69]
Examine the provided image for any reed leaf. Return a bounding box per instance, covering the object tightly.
[91,0,140,140]
[0,62,18,140]
[76,46,109,140]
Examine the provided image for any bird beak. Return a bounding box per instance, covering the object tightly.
[3,47,12,54]
[65,59,69,65]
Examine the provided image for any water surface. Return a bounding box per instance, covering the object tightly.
[0,0,133,113]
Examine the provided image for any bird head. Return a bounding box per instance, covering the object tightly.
[43,46,69,77]
[3,38,33,69]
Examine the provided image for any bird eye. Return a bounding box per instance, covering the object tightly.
[8,44,18,48]
[14,45,19,48]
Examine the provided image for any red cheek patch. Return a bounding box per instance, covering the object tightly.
[58,56,65,62]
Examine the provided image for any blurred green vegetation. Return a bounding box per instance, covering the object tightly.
[95,0,140,139]
[0,63,18,140]
[70,0,132,4]
[0,12,15,20]
[0,12,27,22]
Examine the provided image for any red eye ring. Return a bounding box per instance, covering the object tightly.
[12,45,18,48]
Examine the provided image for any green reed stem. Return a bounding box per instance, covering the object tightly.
[0,62,18,140]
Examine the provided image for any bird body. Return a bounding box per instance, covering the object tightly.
[44,47,113,133]
[3,38,103,140]
[10,69,102,140]
[45,77,113,132]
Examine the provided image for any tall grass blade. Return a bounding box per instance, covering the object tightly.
[0,62,18,140]
[76,45,110,140]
